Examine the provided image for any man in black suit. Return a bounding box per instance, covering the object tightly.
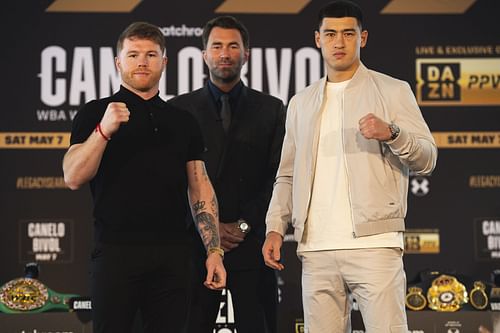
[169,15,285,333]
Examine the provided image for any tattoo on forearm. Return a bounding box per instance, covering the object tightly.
[195,212,220,249]
[210,195,218,218]
[193,161,199,182]
[193,200,206,214]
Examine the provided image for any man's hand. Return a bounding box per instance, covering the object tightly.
[204,252,226,290]
[262,231,284,271]
[358,113,392,141]
[100,102,130,137]
[219,222,246,252]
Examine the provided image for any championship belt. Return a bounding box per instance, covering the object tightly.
[0,277,79,313]
[405,286,427,311]
[469,281,488,310]
[427,274,468,312]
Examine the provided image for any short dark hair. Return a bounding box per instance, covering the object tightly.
[202,16,250,50]
[317,0,364,30]
[116,22,165,55]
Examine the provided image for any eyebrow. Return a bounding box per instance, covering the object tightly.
[211,40,241,46]
[322,28,356,33]
[126,50,160,54]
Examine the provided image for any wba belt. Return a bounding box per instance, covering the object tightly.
[427,274,468,312]
[405,270,490,311]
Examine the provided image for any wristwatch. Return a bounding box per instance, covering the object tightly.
[237,219,250,234]
[387,123,400,141]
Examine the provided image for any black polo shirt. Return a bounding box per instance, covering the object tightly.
[70,86,204,244]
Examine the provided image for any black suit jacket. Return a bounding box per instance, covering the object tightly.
[168,84,286,270]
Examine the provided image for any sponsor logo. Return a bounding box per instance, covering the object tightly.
[404,229,440,254]
[411,176,430,196]
[445,320,462,331]
[432,132,500,148]
[295,321,305,333]
[214,289,236,332]
[475,218,500,260]
[469,175,500,188]
[416,58,500,106]
[19,220,74,263]
[160,25,203,38]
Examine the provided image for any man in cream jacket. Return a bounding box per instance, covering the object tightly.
[262,1,437,332]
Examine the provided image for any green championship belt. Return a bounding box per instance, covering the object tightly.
[0,277,79,313]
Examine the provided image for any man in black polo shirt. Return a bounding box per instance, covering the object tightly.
[63,22,226,333]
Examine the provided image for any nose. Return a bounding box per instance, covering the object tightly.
[219,46,230,58]
[138,54,149,67]
[334,35,345,48]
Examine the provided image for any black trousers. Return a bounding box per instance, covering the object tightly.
[186,250,278,333]
[90,241,190,333]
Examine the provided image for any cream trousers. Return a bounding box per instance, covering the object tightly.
[299,248,408,333]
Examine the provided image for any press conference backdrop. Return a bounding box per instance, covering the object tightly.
[1,0,499,332]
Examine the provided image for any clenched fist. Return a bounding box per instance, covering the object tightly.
[99,102,130,138]
[358,113,391,141]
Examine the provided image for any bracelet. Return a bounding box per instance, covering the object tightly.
[95,123,111,141]
[207,247,224,259]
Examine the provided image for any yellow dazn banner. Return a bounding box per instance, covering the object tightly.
[416,58,500,106]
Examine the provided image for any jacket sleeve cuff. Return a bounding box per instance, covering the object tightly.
[265,221,288,237]
[386,127,409,155]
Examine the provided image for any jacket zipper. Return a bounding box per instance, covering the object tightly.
[340,89,357,239]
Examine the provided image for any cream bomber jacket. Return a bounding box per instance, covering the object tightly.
[265,63,437,242]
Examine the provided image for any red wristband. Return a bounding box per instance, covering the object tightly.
[95,123,111,141]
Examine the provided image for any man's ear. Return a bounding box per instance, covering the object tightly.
[202,50,208,65]
[115,56,121,71]
[314,30,321,49]
[360,30,368,48]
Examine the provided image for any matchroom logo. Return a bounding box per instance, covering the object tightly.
[416,58,500,106]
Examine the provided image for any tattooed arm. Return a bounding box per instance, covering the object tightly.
[186,160,226,290]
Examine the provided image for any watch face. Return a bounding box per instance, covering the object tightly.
[239,222,249,233]
[389,123,400,140]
